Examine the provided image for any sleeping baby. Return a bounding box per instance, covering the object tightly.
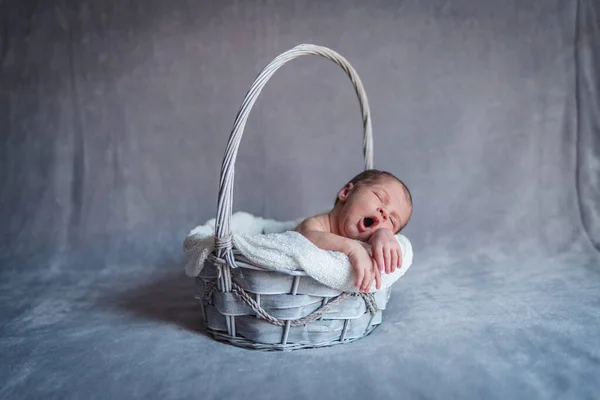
[295,169,413,293]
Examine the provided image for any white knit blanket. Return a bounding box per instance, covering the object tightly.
[183,212,414,293]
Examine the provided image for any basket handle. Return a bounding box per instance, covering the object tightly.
[215,44,374,250]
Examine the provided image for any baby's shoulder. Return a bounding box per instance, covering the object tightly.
[294,214,330,234]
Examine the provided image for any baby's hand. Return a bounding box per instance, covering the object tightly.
[369,228,402,274]
[348,243,381,292]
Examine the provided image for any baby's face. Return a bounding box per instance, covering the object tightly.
[335,178,411,241]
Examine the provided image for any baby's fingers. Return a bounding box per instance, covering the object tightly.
[355,266,364,289]
[361,269,372,292]
[374,266,382,290]
[397,249,403,270]
[385,249,394,274]
[374,246,385,272]
[391,250,398,273]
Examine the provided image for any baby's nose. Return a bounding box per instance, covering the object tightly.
[378,208,388,220]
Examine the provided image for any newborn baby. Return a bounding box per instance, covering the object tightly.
[295,169,413,292]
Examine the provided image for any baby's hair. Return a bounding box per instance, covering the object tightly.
[335,169,413,231]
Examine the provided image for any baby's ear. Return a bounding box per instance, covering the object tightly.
[337,183,354,203]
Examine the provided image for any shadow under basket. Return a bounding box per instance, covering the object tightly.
[195,252,392,351]
[191,44,389,350]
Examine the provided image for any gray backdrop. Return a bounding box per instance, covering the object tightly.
[1,0,599,399]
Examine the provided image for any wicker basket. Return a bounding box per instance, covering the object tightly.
[194,44,392,351]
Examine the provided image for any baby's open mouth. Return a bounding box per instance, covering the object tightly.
[358,216,378,232]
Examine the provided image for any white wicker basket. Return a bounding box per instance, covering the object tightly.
[194,44,392,350]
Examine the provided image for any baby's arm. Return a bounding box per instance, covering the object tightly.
[295,216,356,254]
[295,216,381,291]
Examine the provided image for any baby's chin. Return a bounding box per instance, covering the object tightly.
[344,222,370,241]
[356,232,373,242]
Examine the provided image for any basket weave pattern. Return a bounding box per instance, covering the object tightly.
[195,44,390,350]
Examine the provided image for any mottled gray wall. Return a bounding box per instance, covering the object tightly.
[1,3,600,399]
[1,0,598,269]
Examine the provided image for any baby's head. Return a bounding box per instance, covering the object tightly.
[331,169,412,241]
